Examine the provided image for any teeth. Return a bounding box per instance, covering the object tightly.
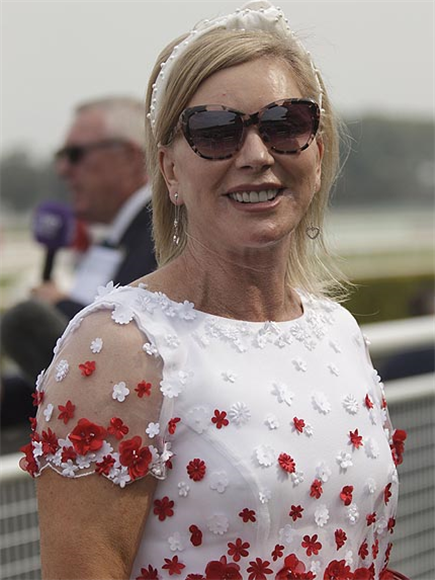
[229,189,280,203]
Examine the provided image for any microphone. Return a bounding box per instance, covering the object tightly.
[0,299,68,384]
[33,201,75,281]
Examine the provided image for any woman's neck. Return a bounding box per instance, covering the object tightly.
[145,237,303,323]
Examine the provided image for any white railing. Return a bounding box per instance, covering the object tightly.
[1,316,434,580]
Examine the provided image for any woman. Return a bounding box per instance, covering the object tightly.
[21,2,406,578]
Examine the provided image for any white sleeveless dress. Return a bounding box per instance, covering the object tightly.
[21,283,404,579]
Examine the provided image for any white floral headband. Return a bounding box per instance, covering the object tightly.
[147,0,324,135]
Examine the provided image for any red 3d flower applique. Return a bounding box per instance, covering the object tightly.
[271,544,285,562]
[168,417,181,435]
[135,380,152,398]
[107,417,129,440]
[119,435,152,480]
[335,529,347,550]
[323,560,351,580]
[372,538,379,559]
[78,360,96,377]
[353,568,372,580]
[162,555,185,576]
[186,575,205,580]
[278,453,296,473]
[205,556,241,579]
[95,455,116,476]
[390,429,407,465]
[187,458,206,481]
[293,417,305,433]
[384,483,392,505]
[349,429,363,449]
[365,394,374,409]
[246,557,273,579]
[366,512,376,526]
[136,564,159,579]
[339,485,354,506]
[310,479,323,499]
[289,505,304,521]
[69,418,106,455]
[276,554,315,580]
[57,400,76,425]
[41,428,59,455]
[301,535,322,557]
[387,517,396,533]
[153,496,174,521]
[19,442,39,477]
[189,524,203,547]
[227,538,250,562]
[61,446,77,463]
[29,417,37,431]
[358,540,369,559]
[211,409,229,429]
[31,390,44,407]
[239,508,256,523]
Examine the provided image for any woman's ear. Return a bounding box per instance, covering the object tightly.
[158,146,182,202]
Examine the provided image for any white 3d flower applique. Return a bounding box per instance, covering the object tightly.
[168,532,184,552]
[314,504,329,527]
[336,452,353,471]
[222,371,237,383]
[312,391,331,414]
[43,403,54,422]
[209,471,229,493]
[278,524,296,545]
[346,503,359,525]
[366,478,377,494]
[145,422,160,438]
[291,471,304,486]
[112,381,130,402]
[207,514,229,535]
[55,359,69,382]
[259,489,272,504]
[342,394,359,415]
[160,379,182,399]
[365,437,380,458]
[265,414,280,430]
[177,300,196,321]
[271,382,294,406]
[345,551,354,567]
[229,402,251,426]
[304,422,314,437]
[292,358,307,372]
[185,406,210,434]
[255,444,276,467]
[165,334,180,349]
[143,341,159,357]
[316,461,331,483]
[90,338,103,354]
[111,303,134,325]
[177,481,190,497]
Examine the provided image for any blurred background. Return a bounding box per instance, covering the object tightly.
[0,1,434,579]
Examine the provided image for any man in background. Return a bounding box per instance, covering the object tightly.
[1,96,156,433]
[32,96,156,317]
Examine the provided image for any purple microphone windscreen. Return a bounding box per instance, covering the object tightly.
[33,201,75,250]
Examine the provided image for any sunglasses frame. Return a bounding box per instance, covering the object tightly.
[55,139,127,165]
[179,98,321,160]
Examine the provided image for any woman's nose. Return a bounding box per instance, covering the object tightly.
[234,127,275,170]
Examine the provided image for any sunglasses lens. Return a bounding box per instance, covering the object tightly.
[260,101,318,154]
[186,109,243,159]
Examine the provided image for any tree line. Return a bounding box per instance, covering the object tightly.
[1,115,433,213]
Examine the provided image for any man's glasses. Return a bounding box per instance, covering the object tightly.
[177,98,321,160]
[55,139,126,165]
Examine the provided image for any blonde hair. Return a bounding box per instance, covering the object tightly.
[77,96,146,149]
[145,28,348,300]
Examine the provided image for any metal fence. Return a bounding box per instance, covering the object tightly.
[1,317,434,580]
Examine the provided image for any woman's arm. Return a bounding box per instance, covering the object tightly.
[37,469,158,580]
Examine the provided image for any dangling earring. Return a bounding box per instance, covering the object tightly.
[306,225,321,239]
[173,193,180,246]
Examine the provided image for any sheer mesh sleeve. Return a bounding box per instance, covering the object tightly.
[20,307,175,487]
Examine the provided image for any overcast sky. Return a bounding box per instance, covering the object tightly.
[1,1,433,159]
